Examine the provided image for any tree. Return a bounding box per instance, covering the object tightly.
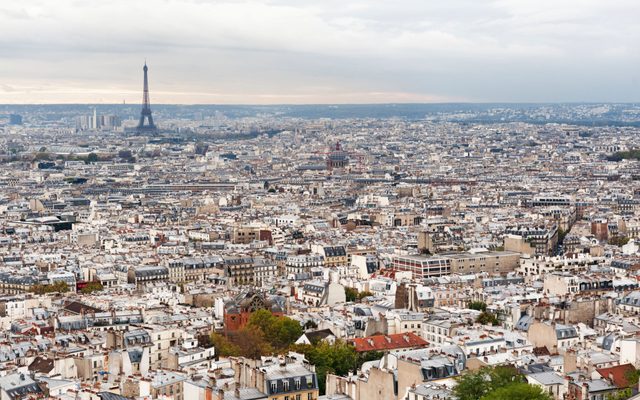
[272,317,303,349]
[357,350,384,367]
[344,287,358,302]
[488,366,525,390]
[480,382,552,400]
[81,282,104,294]
[477,311,499,326]
[357,291,374,300]
[304,320,318,330]
[558,228,568,244]
[468,301,487,312]
[607,149,640,162]
[247,309,303,351]
[230,326,272,359]
[455,367,551,400]
[291,340,358,395]
[85,153,99,164]
[30,281,69,295]
[118,150,135,162]
[344,288,373,303]
[608,389,633,400]
[453,369,492,400]
[210,332,240,357]
[609,236,630,247]
[625,367,640,387]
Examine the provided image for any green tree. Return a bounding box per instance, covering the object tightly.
[477,311,499,326]
[625,367,640,387]
[304,320,318,330]
[272,317,303,349]
[607,149,640,162]
[247,309,302,351]
[480,382,552,400]
[30,281,69,295]
[248,309,276,332]
[557,227,568,244]
[608,388,633,400]
[357,350,384,366]
[291,340,358,395]
[488,366,524,390]
[357,291,374,300]
[453,369,492,400]
[455,367,551,400]
[345,287,358,302]
[85,153,99,164]
[230,325,273,359]
[468,301,487,312]
[609,236,630,247]
[210,332,240,357]
[81,281,104,294]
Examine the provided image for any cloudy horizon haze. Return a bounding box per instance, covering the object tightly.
[1,0,639,104]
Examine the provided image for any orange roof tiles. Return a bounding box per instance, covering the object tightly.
[596,363,637,388]
[349,332,428,352]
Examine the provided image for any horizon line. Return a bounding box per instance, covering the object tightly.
[1,101,639,106]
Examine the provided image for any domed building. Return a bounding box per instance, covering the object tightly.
[326,141,349,169]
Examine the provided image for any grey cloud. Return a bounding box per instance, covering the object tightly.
[0,0,638,103]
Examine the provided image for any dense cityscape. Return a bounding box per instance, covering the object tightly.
[2,0,640,396]
[0,59,639,400]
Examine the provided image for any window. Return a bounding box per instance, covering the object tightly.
[308,393,313,400]
[283,380,290,391]
[295,379,301,390]
[271,382,277,393]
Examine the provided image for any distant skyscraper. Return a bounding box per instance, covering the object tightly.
[136,62,157,134]
[92,107,100,130]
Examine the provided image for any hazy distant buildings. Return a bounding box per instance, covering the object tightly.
[75,110,121,131]
[8,114,22,125]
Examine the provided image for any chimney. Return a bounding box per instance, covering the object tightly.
[581,382,589,400]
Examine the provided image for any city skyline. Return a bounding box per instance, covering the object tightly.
[0,0,639,104]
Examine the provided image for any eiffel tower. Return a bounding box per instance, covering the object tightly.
[136,62,157,134]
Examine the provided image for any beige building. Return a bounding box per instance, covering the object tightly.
[326,365,396,400]
[392,250,520,279]
[527,321,579,354]
[543,273,579,296]
[231,354,319,400]
[311,245,348,267]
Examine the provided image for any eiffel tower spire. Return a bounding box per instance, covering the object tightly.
[136,62,157,133]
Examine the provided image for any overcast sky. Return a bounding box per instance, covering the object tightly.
[0,0,638,104]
